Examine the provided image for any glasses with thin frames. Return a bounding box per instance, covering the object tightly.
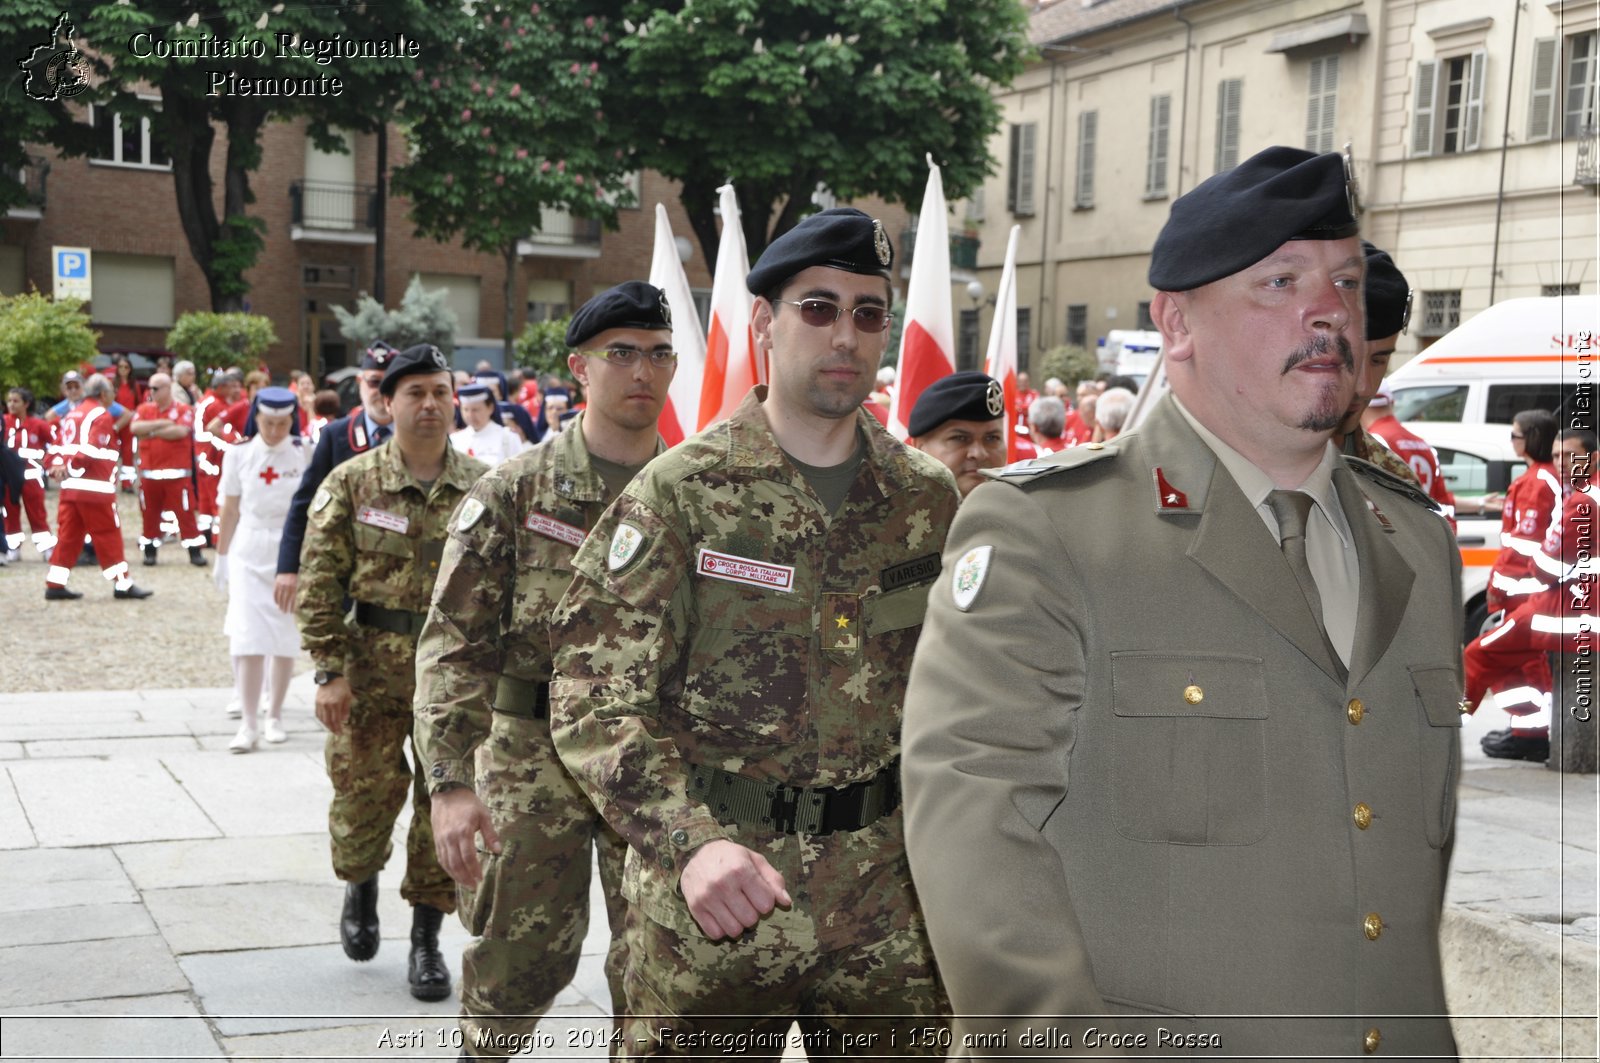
[586,347,678,369]
[779,298,893,334]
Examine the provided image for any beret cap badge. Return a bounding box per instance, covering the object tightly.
[985,380,1005,418]
[873,220,892,267]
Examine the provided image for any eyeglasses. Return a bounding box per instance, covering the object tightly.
[1510,432,1525,440]
[779,299,893,334]
[585,346,678,369]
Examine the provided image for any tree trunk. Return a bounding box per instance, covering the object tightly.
[502,242,518,367]
[682,176,722,276]
[160,81,223,309]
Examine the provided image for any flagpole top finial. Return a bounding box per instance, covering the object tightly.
[926,152,935,169]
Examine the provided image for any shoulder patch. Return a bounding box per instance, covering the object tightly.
[455,497,486,531]
[311,488,332,513]
[951,545,993,611]
[984,442,1119,486]
[608,522,646,571]
[1346,456,1441,513]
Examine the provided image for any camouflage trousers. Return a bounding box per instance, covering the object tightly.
[324,665,454,911]
[620,910,948,1060]
[458,711,629,1061]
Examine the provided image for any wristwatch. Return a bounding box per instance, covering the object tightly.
[313,669,344,686]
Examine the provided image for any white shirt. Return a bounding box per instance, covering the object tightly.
[451,422,523,468]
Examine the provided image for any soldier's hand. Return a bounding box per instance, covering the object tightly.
[679,839,791,940]
[314,676,353,735]
[272,573,298,613]
[431,788,501,887]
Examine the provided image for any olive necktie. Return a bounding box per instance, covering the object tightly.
[1267,489,1347,680]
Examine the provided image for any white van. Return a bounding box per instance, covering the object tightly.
[1101,329,1163,389]
[1384,294,1599,424]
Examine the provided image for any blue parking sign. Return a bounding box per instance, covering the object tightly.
[52,246,91,301]
[57,250,87,278]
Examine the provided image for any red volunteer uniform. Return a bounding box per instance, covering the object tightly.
[1465,481,1600,730]
[1366,412,1458,524]
[134,399,204,550]
[3,412,57,557]
[194,390,228,535]
[46,400,134,590]
[1486,460,1561,612]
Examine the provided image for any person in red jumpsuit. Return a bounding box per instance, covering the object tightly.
[194,371,242,543]
[1465,429,1597,761]
[43,375,152,601]
[1481,410,1562,614]
[4,387,57,562]
[132,372,208,567]
[1362,386,1457,525]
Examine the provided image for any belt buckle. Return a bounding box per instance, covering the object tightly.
[769,785,800,833]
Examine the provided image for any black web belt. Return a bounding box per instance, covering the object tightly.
[352,600,427,637]
[491,675,550,719]
[686,758,901,836]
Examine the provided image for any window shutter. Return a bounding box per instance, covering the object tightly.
[1528,38,1558,141]
[1146,94,1170,196]
[1215,79,1242,172]
[1006,124,1020,213]
[1412,60,1438,156]
[1463,50,1487,151]
[1017,123,1037,216]
[1075,111,1097,208]
[1305,55,1339,153]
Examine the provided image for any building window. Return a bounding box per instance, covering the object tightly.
[1418,290,1462,337]
[1565,31,1598,138]
[1066,304,1089,348]
[413,272,481,336]
[1145,95,1171,198]
[1412,52,1486,157]
[93,253,176,328]
[1007,123,1037,217]
[1016,308,1033,373]
[1074,111,1098,209]
[89,102,170,169]
[958,309,981,371]
[526,279,572,322]
[1305,55,1339,154]
[692,288,712,328]
[1136,301,1155,331]
[1214,78,1242,173]
[1543,283,1581,297]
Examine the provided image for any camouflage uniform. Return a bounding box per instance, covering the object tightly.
[415,416,647,1057]
[297,439,487,911]
[550,389,960,1056]
[1347,426,1421,485]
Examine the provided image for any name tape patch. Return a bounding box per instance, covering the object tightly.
[357,507,409,534]
[881,553,941,593]
[526,511,586,548]
[696,548,796,592]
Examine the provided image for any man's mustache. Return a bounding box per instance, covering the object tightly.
[1281,334,1354,374]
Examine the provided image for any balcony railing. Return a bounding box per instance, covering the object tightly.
[7,154,49,217]
[1576,125,1598,188]
[289,180,378,233]
[525,211,603,248]
[899,227,981,272]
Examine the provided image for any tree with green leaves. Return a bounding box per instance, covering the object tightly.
[165,311,277,371]
[0,292,100,399]
[2,2,464,311]
[614,0,1031,266]
[391,1,637,363]
[333,277,458,355]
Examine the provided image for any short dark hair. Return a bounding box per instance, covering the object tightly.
[1559,428,1597,454]
[1514,409,1558,464]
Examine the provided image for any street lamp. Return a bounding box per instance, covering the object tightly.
[966,279,985,307]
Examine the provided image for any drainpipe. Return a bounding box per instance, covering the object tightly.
[1036,49,1063,359]
[1489,0,1525,304]
[1173,3,1195,197]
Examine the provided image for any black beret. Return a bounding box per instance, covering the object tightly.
[360,340,399,371]
[380,344,453,396]
[746,207,894,295]
[909,371,1005,438]
[1148,146,1359,291]
[1362,240,1411,340]
[566,281,672,347]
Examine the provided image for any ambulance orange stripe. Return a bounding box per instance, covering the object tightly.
[1415,354,1581,364]
[1460,548,1499,566]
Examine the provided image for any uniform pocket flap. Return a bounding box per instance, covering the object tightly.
[1111,651,1269,719]
[863,582,931,636]
[354,522,413,558]
[1410,665,1465,728]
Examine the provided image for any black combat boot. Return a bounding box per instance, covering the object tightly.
[408,903,452,1001]
[188,545,207,566]
[340,874,380,961]
[142,543,157,566]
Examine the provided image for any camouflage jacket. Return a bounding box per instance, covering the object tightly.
[414,416,660,792]
[550,388,960,948]
[296,438,486,674]
[1346,427,1422,486]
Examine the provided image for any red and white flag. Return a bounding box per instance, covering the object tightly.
[698,183,757,429]
[984,225,1024,461]
[649,203,708,446]
[888,157,956,440]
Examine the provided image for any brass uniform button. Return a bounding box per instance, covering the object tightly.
[1346,697,1365,725]
[1363,912,1384,940]
[1183,684,1204,705]
[1085,442,1105,451]
[1363,1027,1381,1053]
[1458,697,1472,715]
[1353,802,1373,830]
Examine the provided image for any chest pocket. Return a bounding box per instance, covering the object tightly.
[863,582,931,637]
[682,573,810,745]
[1111,651,1269,846]
[1409,665,1462,849]
[354,521,414,559]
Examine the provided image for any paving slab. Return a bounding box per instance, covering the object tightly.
[23,735,204,759]
[223,1020,476,1061]
[0,847,135,910]
[0,741,23,759]
[116,832,332,890]
[0,992,221,1062]
[158,749,334,837]
[5,758,220,847]
[0,720,190,742]
[143,880,449,955]
[0,768,36,849]
[0,934,190,1008]
[0,900,156,947]
[180,940,471,1037]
